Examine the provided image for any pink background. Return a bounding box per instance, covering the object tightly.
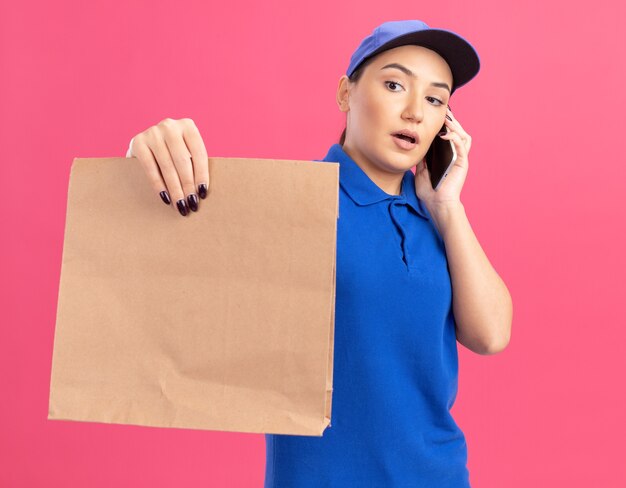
[1,0,625,486]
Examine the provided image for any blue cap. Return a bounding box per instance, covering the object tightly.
[346,20,480,94]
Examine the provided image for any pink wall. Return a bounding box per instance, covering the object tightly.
[1,0,624,486]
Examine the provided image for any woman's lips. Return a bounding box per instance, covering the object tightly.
[391,134,418,150]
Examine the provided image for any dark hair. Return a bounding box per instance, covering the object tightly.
[338,56,377,146]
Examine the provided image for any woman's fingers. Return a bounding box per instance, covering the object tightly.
[444,108,472,153]
[127,117,210,217]
[182,119,210,199]
[439,128,469,169]
[148,126,191,215]
[160,119,199,213]
[131,135,177,208]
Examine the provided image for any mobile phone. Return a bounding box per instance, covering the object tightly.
[425,122,457,191]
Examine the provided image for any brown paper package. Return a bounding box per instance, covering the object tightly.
[48,155,339,436]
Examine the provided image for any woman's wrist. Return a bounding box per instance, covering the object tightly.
[426,200,466,238]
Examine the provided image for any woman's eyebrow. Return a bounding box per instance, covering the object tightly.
[380,63,451,93]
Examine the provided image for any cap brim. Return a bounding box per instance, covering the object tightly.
[362,28,480,92]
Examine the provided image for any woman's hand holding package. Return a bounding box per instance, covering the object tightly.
[126,118,209,217]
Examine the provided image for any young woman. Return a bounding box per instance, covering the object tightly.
[126,19,512,488]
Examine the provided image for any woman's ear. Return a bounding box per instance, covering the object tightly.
[336,76,351,112]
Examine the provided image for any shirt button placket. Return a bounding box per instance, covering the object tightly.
[388,200,411,269]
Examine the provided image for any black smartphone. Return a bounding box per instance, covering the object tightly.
[425,122,457,191]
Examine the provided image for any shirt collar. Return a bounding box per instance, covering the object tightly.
[318,143,430,220]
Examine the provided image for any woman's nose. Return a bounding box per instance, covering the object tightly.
[403,98,424,122]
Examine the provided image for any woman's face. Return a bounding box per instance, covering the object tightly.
[337,44,453,177]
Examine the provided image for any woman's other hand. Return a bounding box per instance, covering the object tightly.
[126,118,209,217]
[414,106,471,212]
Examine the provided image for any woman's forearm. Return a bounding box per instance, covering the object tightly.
[428,202,513,355]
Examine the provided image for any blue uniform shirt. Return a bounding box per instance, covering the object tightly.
[264,143,470,487]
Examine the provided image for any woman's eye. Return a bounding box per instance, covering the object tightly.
[427,96,444,106]
[385,81,403,92]
[385,83,444,106]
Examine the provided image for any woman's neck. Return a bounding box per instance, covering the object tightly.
[342,144,404,196]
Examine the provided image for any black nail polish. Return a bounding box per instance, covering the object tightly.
[159,190,171,205]
[445,114,452,121]
[447,104,453,112]
[176,199,189,216]
[198,183,208,199]
[187,194,199,212]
